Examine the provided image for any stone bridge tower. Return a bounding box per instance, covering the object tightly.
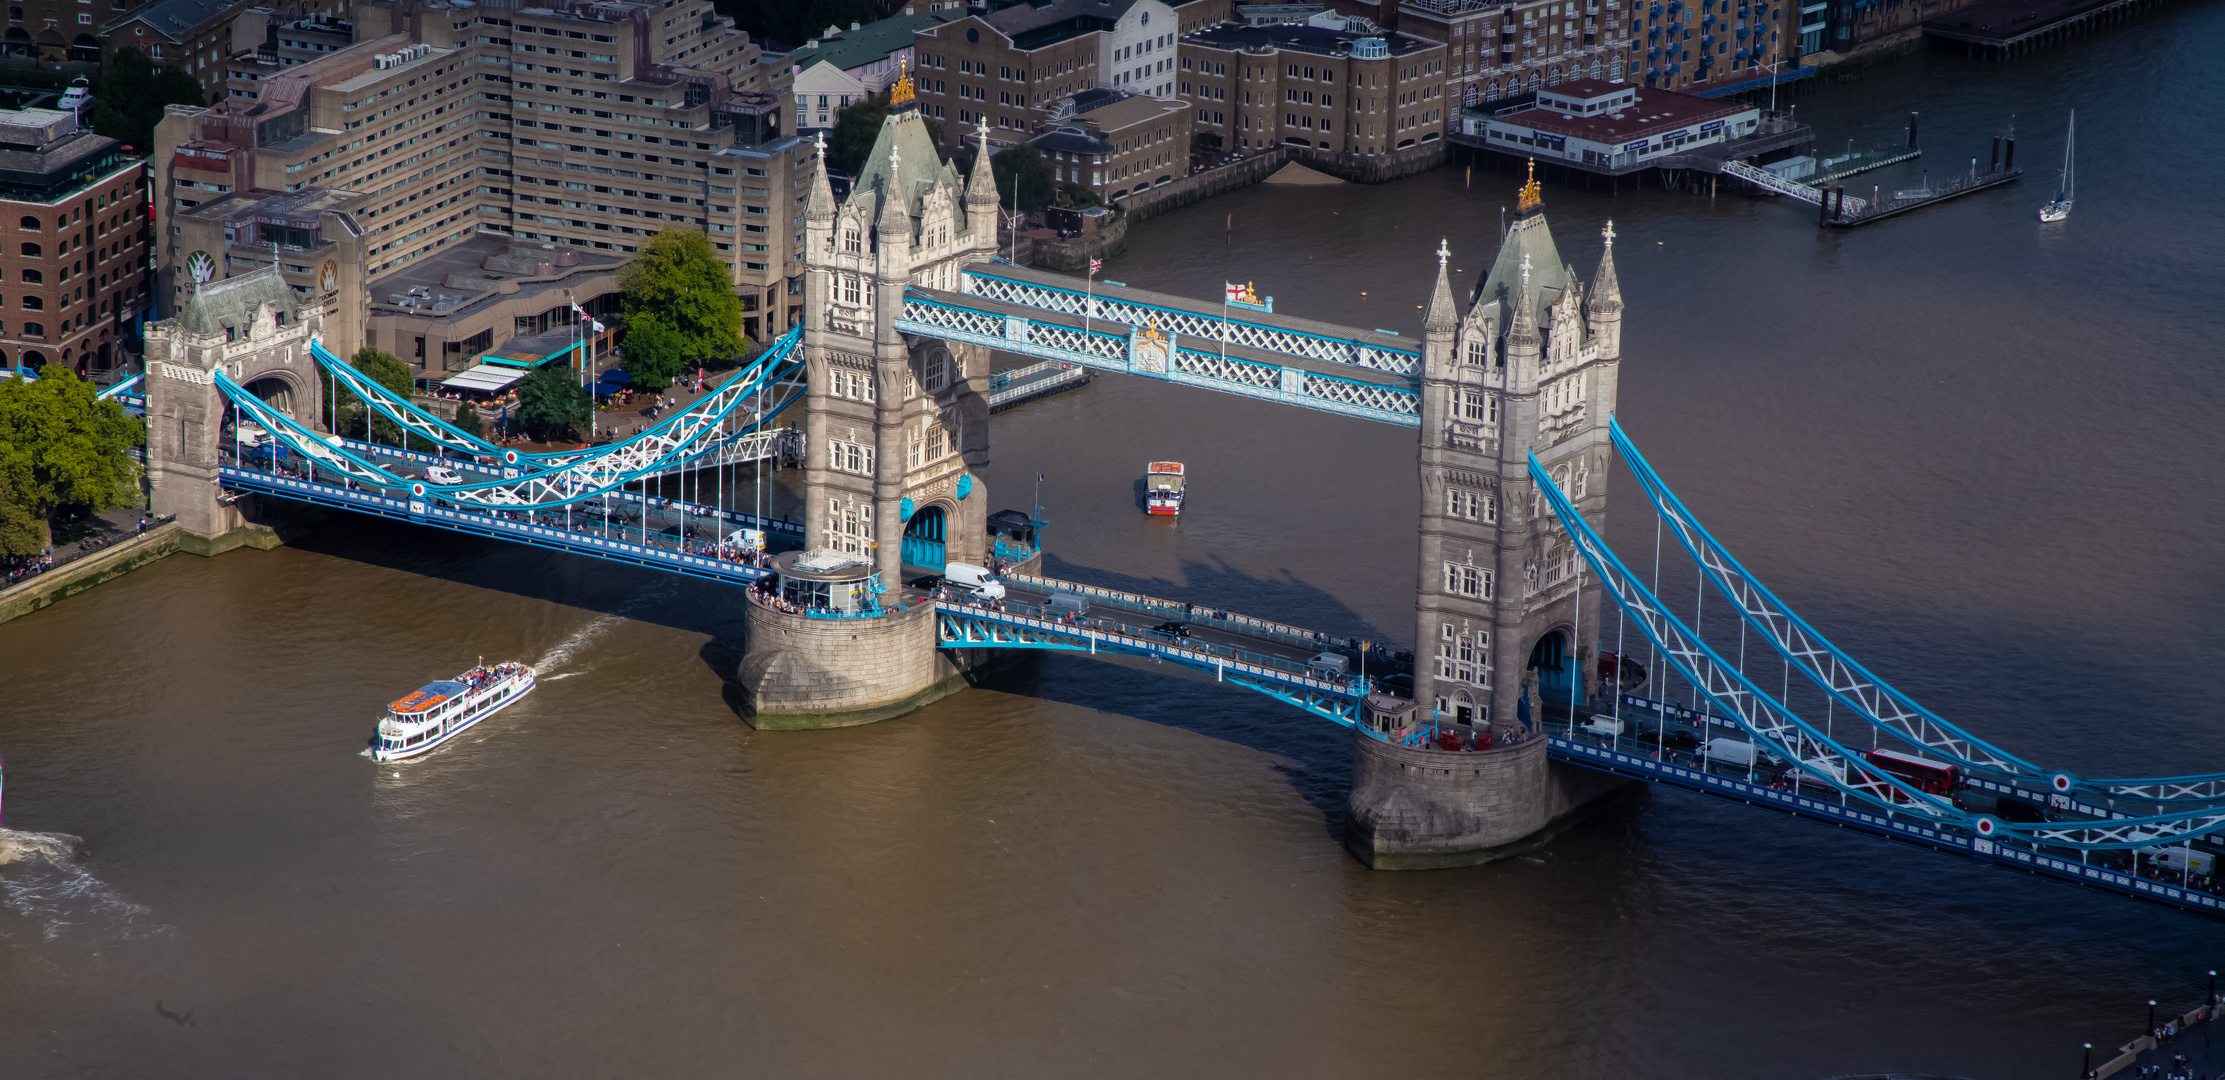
[143,267,323,542]
[798,85,1000,587]
[1347,168,1627,868]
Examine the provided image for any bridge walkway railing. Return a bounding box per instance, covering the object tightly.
[1001,572,1342,656]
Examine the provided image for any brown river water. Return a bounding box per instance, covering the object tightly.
[5,10,2225,1076]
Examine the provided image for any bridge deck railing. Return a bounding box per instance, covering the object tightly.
[935,595,1359,696]
[1001,572,1336,654]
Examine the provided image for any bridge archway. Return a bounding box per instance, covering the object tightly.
[902,503,947,572]
[1529,629,1576,712]
[242,373,299,416]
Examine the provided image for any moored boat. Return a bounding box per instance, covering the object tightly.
[370,660,536,762]
[1145,461,1185,516]
[2039,109,2075,223]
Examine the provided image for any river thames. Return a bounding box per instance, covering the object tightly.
[5,7,2224,1076]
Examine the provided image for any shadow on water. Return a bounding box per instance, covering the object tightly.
[967,643,1360,842]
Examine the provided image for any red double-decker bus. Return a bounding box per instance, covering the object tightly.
[1865,748,1960,798]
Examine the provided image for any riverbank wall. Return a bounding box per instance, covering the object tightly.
[0,517,283,626]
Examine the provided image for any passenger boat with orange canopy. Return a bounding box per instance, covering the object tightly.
[370,660,536,762]
[1144,461,1185,516]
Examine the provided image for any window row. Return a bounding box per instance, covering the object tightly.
[1437,624,1491,687]
[831,368,877,402]
[829,438,875,476]
[828,498,874,555]
[1445,488,1497,523]
[1443,562,1493,599]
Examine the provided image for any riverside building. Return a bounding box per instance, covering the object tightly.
[1461,78,1761,173]
[1024,88,1192,203]
[152,0,812,378]
[911,0,1233,156]
[0,106,148,376]
[1176,22,1447,154]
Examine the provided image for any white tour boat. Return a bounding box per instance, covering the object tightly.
[370,660,536,762]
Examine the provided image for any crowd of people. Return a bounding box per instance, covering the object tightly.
[3,514,176,587]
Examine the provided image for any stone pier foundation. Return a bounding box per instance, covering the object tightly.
[1344,727,1632,870]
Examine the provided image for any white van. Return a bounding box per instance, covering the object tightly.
[1306,652,1349,677]
[1580,715,1626,737]
[942,562,1006,600]
[423,464,464,485]
[1704,738,1785,769]
[2139,841,2215,877]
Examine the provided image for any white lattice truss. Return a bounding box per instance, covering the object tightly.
[1720,159,1867,213]
[217,368,788,510]
[646,427,805,476]
[1533,450,2225,851]
[957,272,1421,376]
[309,328,805,474]
[897,298,1419,426]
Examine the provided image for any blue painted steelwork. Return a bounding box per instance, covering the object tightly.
[1531,446,2225,851]
[901,504,946,571]
[895,294,1420,427]
[1610,419,2225,806]
[934,601,1363,726]
[96,373,143,400]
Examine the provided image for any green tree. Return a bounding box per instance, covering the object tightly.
[451,399,485,440]
[0,370,144,554]
[828,90,892,176]
[618,229,745,391]
[90,48,205,152]
[515,365,592,443]
[991,145,1055,214]
[1054,182,1102,209]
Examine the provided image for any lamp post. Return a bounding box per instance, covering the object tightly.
[2148,999,2158,1037]
[2081,1042,2093,1079]
[2210,970,2217,1009]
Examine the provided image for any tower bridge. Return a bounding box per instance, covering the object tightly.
[129,89,2225,920]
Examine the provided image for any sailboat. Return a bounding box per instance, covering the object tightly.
[2039,110,2074,222]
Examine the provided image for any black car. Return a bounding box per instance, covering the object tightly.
[909,574,944,590]
[1151,620,1191,640]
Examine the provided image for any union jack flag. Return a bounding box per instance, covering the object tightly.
[1089,258,1102,275]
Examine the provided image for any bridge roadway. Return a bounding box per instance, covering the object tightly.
[218,437,804,586]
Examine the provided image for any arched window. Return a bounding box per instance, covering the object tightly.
[1610,57,1624,80]
[1527,72,1541,92]
[6,9,19,22]
[1548,66,1562,86]
[1590,59,1603,79]
[1485,80,1500,101]
[22,322,42,338]
[16,215,34,229]
[20,242,37,257]
[19,269,38,283]
[20,295,39,309]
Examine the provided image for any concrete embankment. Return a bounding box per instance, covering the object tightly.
[0,519,283,627]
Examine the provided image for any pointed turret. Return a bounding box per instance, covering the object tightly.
[1505,252,1542,390]
[1587,220,1622,363]
[963,116,998,247]
[1589,220,1621,315]
[806,132,836,223]
[1422,238,1458,336]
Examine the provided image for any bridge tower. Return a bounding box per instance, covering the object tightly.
[143,267,322,547]
[1346,168,1629,868]
[734,73,1003,728]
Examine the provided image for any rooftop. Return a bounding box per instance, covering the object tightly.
[961,0,1135,50]
[1182,23,1438,58]
[106,0,260,42]
[1489,84,1748,145]
[1078,91,1184,133]
[786,11,957,74]
[365,234,625,319]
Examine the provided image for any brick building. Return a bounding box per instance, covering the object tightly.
[153,0,814,378]
[1024,87,1191,202]
[911,0,1233,156]
[102,0,351,105]
[0,106,148,376]
[1177,22,1447,154]
[1326,0,1796,101]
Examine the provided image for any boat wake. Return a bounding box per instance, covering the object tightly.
[0,829,158,940]
[535,613,624,675]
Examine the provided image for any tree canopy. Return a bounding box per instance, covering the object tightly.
[319,347,416,447]
[515,366,592,443]
[91,48,204,152]
[991,145,1055,214]
[0,370,144,555]
[618,229,745,391]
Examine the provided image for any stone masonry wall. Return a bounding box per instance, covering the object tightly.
[736,596,972,730]
[1344,729,1630,869]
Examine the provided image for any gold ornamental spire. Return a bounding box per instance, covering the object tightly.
[1517,159,1543,212]
[890,56,915,108]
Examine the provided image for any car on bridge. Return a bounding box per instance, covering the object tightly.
[1150,621,1191,641]
[908,573,943,591]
